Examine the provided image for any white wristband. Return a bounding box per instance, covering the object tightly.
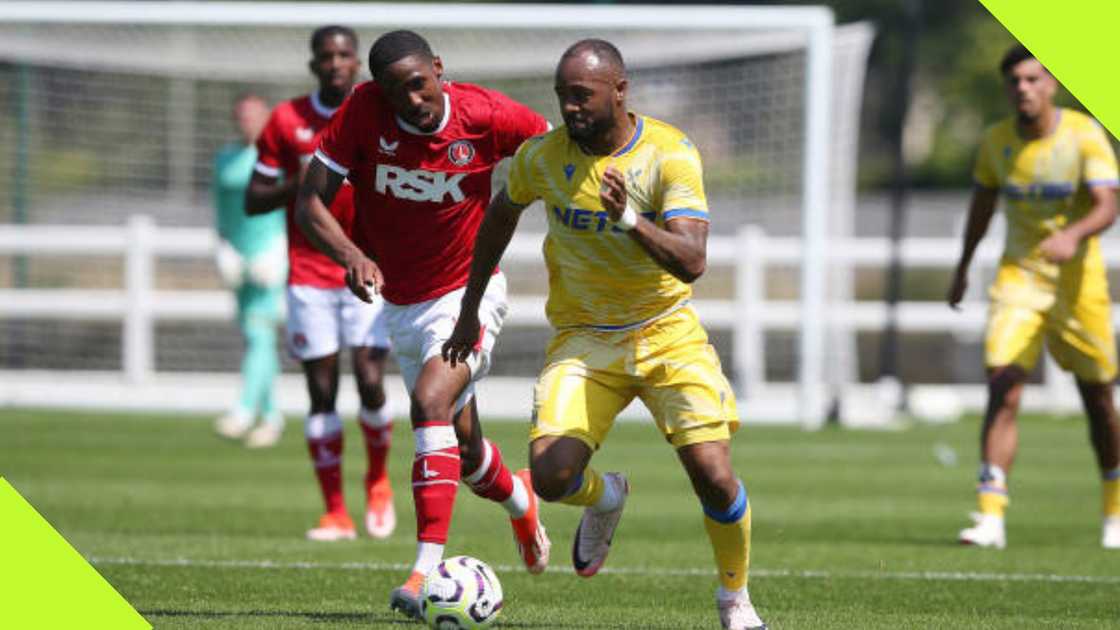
[615,204,639,231]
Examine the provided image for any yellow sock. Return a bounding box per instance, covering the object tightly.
[977,463,1008,518]
[1103,476,1120,517]
[977,483,1008,517]
[703,482,750,592]
[559,468,605,508]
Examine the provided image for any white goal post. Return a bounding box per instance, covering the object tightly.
[0,2,870,427]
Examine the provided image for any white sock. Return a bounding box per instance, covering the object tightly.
[978,462,1007,485]
[359,405,390,428]
[412,542,444,577]
[717,585,749,602]
[592,475,623,514]
[502,473,530,519]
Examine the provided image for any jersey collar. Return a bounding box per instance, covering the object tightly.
[396,91,452,136]
[310,90,340,119]
[611,115,644,157]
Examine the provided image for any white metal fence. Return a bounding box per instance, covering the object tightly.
[2,217,1112,423]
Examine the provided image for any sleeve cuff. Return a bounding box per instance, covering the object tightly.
[663,207,710,221]
[253,162,281,177]
[314,149,349,177]
[1086,178,1120,188]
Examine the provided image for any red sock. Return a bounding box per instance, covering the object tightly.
[359,413,392,491]
[307,431,345,515]
[413,423,460,544]
[464,439,515,503]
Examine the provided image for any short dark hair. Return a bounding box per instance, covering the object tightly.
[561,39,626,76]
[999,44,1036,75]
[368,30,434,80]
[310,25,358,54]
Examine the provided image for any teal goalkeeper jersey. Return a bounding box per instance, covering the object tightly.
[212,143,285,256]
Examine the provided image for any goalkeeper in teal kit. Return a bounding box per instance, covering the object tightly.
[212,93,289,448]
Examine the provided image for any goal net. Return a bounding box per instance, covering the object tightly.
[0,3,872,425]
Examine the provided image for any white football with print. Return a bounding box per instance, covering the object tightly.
[420,555,503,629]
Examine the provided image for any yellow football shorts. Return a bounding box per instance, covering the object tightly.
[529,305,739,450]
[985,263,1117,383]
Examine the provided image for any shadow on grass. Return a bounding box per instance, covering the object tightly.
[141,610,407,624]
[140,610,644,628]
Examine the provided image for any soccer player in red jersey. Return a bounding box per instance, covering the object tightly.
[295,30,551,620]
[246,25,396,543]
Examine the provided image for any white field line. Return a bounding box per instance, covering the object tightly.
[86,556,1120,585]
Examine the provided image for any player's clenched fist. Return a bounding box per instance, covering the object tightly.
[343,253,384,303]
[441,309,480,368]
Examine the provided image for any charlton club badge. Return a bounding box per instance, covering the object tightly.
[448,139,476,166]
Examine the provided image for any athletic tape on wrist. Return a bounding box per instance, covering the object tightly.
[616,204,638,231]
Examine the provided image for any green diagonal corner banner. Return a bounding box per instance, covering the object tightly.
[980,0,1120,140]
[0,478,150,629]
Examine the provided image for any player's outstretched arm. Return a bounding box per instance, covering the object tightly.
[442,187,527,367]
[948,186,999,310]
[599,166,707,283]
[294,157,383,303]
[1039,185,1117,263]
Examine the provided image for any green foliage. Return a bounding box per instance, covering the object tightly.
[3,409,1118,628]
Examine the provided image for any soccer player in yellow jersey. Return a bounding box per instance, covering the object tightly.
[948,45,1120,550]
[443,39,766,629]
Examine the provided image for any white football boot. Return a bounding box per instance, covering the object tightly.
[214,410,252,440]
[1103,516,1120,549]
[717,587,767,630]
[958,512,1006,549]
[244,421,283,449]
[571,472,628,577]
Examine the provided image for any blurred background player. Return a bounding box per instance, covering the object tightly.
[445,39,766,630]
[948,44,1120,549]
[296,30,551,620]
[245,25,395,542]
[212,93,288,448]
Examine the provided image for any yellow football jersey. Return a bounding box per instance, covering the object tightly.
[507,114,708,328]
[973,108,1119,281]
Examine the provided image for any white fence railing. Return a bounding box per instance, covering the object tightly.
[1,216,1115,422]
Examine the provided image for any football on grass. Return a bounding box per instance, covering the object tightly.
[421,556,503,629]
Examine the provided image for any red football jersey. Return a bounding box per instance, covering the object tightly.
[316,81,549,305]
[255,92,354,288]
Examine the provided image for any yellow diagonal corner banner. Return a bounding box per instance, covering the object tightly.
[980,0,1120,140]
[0,478,150,629]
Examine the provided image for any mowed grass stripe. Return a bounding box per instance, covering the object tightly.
[88,554,1120,584]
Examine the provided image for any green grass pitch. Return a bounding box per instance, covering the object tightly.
[2,408,1118,628]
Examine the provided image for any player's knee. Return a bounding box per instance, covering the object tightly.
[410,387,455,425]
[305,379,336,413]
[693,467,739,508]
[1080,384,1116,420]
[357,381,386,410]
[533,477,570,503]
[987,369,1024,406]
[243,320,275,348]
[529,464,576,502]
